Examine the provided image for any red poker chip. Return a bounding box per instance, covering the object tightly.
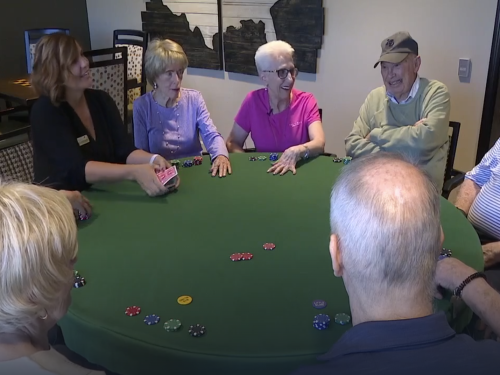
[125,305,141,316]
[263,243,276,250]
[241,252,253,260]
[230,253,243,262]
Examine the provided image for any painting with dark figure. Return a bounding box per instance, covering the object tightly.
[223,0,324,76]
[141,0,223,70]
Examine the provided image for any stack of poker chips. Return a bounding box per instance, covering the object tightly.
[343,156,352,165]
[171,160,180,167]
[333,157,343,163]
[164,319,182,332]
[249,156,257,161]
[188,323,206,337]
[439,247,453,260]
[193,156,203,165]
[257,156,267,161]
[269,153,279,162]
[313,314,331,330]
[334,313,351,325]
[74,271,86,288]
[183,160,194,167]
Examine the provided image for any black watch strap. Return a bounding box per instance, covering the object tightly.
[453,272,487,298]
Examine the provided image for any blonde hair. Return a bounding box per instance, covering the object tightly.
[0,182,78,333]
[31,33,81,106]
[255,40,295,74]
[145,39,188,86]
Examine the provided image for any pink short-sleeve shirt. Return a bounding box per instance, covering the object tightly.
[234,88,321,152]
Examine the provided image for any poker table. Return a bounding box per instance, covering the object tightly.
[59,154,483,375]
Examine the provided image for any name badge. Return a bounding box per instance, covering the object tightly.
[77,135,90,146]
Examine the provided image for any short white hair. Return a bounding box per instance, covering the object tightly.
[255,40,295,74]
[0,182,78,333]
[330,152,440,302]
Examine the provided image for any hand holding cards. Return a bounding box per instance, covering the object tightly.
[156,166,179,188]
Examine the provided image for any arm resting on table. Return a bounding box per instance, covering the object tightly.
[462,278,500,337]
[455,178,480,214]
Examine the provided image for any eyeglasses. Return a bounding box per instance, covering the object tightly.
[263,68,299,79]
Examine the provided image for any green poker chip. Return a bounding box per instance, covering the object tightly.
[164,319,182,332]
[334,313,351,325]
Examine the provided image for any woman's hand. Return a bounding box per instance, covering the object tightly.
[60,190,92,219]
[151,155,171,170]
[132,164,170,197]
[267,146,302,175]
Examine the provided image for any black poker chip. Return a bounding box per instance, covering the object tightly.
[188,324,206,337]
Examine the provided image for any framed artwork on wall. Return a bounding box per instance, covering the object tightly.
[142,0,223,70]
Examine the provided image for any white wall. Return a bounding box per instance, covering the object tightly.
[86,0,497,171]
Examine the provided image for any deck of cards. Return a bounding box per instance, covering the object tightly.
[156,166,178,187]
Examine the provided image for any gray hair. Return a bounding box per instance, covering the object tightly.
[254,40,295,75]
[145,39,188,86]
[330,152,440,301]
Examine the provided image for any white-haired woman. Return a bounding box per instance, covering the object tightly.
[134,39,231,177]
[0,182,105,375]
[226,40,325,175]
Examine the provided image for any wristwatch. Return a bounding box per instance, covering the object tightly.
[302,145,310,160]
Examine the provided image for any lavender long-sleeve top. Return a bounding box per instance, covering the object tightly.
[133,89,229,160]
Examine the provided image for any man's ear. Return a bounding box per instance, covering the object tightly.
[330,234,343,277]
[413,55,421,73]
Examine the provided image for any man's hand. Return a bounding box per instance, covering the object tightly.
[482,242,500,268]
[414,118,428,126]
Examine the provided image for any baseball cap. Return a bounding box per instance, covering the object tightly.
[373,31,419,68]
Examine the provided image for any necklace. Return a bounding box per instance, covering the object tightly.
[152,90,181,156]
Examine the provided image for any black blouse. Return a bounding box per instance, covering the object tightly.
[31,89,136,191]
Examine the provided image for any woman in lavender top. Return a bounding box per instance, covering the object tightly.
[133,39,231,177]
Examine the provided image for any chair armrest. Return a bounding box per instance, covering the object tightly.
[442,171,465,199]
[0,121,31,141]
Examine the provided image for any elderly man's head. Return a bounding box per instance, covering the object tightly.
[329,153,442,308]
[374,31,421,102]
[255,40,298,100]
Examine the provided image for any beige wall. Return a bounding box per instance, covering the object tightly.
[87,0,497,171]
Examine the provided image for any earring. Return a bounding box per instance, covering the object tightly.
[40,311,48,320]
[153,82,158,89]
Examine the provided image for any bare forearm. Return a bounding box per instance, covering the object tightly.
[85,161,135,184]
[126,149,155,165]
[300,139,325,158]
[455,179,480,214]
[226,140,245,153]
[462,278,500,337]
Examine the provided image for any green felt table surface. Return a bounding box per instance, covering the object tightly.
[59,154,483,375]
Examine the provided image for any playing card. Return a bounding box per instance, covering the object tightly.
[157,166,178,186]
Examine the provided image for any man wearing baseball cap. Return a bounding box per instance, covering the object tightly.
[345,31,450,192]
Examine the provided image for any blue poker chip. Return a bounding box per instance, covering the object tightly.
[312,300,327,309]
[144,314,160,325]
[313,314,330,324]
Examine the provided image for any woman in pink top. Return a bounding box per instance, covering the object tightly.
[226,41,325,175]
